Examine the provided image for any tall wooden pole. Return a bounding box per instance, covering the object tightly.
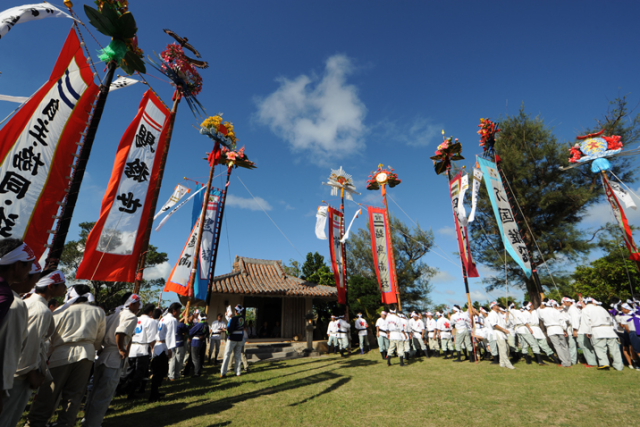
[184,158,216,318]
[340,187,350,321]
[133,92,182,294]
[381,184,402,311]
[46,61,117,268]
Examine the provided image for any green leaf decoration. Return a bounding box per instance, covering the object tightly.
[123,50,146,75]
[116,12,138,40]
[84,5,117,37]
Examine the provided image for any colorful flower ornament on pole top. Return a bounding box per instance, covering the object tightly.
[200,116,256,170]
[430,130,464,175]
[326,167,360,200]
[83,1,145,74]
[366,164,401,191]
[478,118,501,158]
[568,130,624,173]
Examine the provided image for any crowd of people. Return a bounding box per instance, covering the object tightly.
[364,297,640,370]
[0,239,252,427]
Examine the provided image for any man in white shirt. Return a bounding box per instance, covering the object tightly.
[581,297,624,371]
[208,313,227,364]
[27,284,106,427]
[385,309,407,367]
[436,312,454,359]
[575,300,598,367]
[0,240,34,420]
[537,299,571,367]
[562,297,581,365]
[0,269,65,427]
[451,305,474,362]
[336,315,351,357]
[409,312,427,358]
[486,302,515,369]
[122,303,157,399]
[425,312,439,357]
[326,315,339,354]
[84,294,141,427]
[354,313,369,354]
[149,303,181,402]
[511,302,546,366]
[375,312,389,360]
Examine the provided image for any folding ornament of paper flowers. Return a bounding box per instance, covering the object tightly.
[325,167,361,200]
[478,118,501,157]
[366,165,402,191]
[430,135,464,175]
[566,130,624,173]
[201,116,256,170]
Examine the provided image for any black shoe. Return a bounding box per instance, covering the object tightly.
[469,352,476,363]
[387,356,392,366]
[453,352,463,362]
[400,356,406,366]
[443,350,451,360]
[525,355,532,365]
[535,354,547,366]
[491,355,500,365]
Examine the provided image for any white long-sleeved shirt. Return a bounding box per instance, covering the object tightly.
[97,308,138,368]
[154,313,178,356]
[486,310,507,340]
[354,317,368,336]
[15,294,54,377]
[375,317,388,338]
[386,313,404,341]
[49,303,106,369]
[0,291,27,392]
[436,317,452,339]
[129,314,158,357]
[581,304,617,339]
[409,318,424,338]
[536,307,565,336]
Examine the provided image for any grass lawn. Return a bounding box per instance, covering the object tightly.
[98,353,638,427]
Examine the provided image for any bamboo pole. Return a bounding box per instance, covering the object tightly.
[133,92,181,294]
[184,158,216,319]
[340,187,350,321]
[46,61,117,268]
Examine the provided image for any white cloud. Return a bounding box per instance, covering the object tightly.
[437,226,456,237]
[255,54,367,164]
[431,270,457,284]
[381,117,443,147]
[226,194,273,211]
[144,261,172,280]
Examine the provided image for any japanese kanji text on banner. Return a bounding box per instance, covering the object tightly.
[367,206,398,305]
[0,29,99,257]
[477,157,532,277]
[327,206,347,304]
[450,171,479,277]
[77,90,171,282]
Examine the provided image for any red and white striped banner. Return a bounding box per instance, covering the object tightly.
[368,206,398,305]
[328,206,347,304]
[450,171,479,277]
[77,90,171,282]
[603,174,640,261]
[0,29,99,258]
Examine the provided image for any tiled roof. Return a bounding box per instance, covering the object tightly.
[210,256,338,299]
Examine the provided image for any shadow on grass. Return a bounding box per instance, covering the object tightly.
[107,371,350,426]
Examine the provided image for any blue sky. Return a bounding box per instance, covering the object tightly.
[2,1,640,308]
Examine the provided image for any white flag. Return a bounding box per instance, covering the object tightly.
[315,206,328,240]
[155,186,206,231]
[467,168,483,223]
[0,3,74,40]
[0,94,29,103]
[154,184,191,219]
[109,76,140,92]
[610,182,637,210]
[457,173,469,226]
[340,209,362,243]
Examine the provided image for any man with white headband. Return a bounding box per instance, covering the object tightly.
[149,302,181,401]
[436,311,455,359]
[450,305,474,362]
[375,311,389,360]
[326,314,339,354]
[425,312,439,357]
[208,313,227,365]
[561,297,581,365]
[510,301,546,366]
[84,293,141,427]
[0,239,34,418]
[336,315,351,357]
[408,312,426,358]
[385,307,407,366]
[221,304,246,378]
[523,301,558,364]
[537,299,571,367]
[354,312,370,354]
[487,302,515,369]
[0,269,65,427]
[581,297,624,371]
[28,284,106,427]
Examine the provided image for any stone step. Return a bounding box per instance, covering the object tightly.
[247,350,300,362]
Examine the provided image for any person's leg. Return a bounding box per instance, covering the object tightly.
[497,338,514,369]
[149,353,168,400]
[549,335,572,367]
[567,335,578,364]
[0,376,33,427]
[606,338,624,371]
[55,359,94,427]
[83,365,122,427]
[192,344,202,376]
[27,363,75,427]
[233,342,243,376]
[577,334,598,366]
[220,341,235,376]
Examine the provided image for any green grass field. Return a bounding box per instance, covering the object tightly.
[101,353,639,427]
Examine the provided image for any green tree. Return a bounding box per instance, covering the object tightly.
[283,259,301,277]
[347,275,384,321]
[301,252,336,286]
[470,103,638,306]
[60,222,168,310]
[346,215,435,312]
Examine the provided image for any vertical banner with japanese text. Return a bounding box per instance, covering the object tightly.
[327,206,347,304]
[450,171,480,277]
[602,174,640,261]
[164,222,199,296]
[77,90,171,282]
[0,29,99,257]
[477,157,532,277]
[367,206,398,305]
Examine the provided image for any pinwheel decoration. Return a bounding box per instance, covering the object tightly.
[566,130,624,173]
[325,167,360,200]
[366,164,401,191]
[430,134,464,175]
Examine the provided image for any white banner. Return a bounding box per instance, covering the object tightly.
[0,94,29,103]
[467,168,483,223]
[155,186,205,231]
[340,208,361,243]
[167,221,200,292]
[154,184,190,219]
[0,3,73,40]
[457,173,469,225]
[198,190,221,280]
[610,181,637,210]
[315,205,328,240]
[109,76,140,92]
